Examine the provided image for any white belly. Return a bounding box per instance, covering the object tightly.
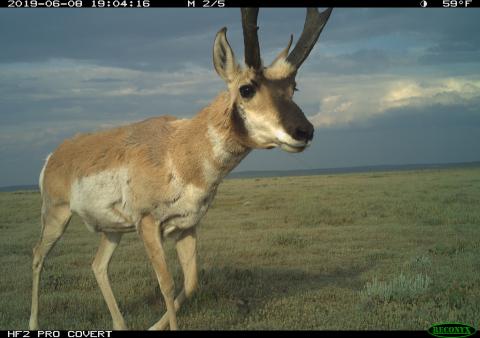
[70,167,138,232]
[70,167,217,235]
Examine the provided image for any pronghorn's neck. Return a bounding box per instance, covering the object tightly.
[194,90,250,157]
[167,91,251,189]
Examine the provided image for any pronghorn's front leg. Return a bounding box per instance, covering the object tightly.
[92,232,126,330]
[150,228,198,330]
[139,215,178,330]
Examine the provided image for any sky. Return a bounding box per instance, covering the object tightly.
[0,8,479,186]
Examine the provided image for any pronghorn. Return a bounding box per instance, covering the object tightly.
[30,8,332,330]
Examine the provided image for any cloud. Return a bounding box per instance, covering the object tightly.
[0,119,136,153]
[0,10,235,69]
[381,78,480,110]
[304,48,400,75]
[0,59,224,129]
[0,59,220,100]
[308,96,354,127]
[305,74,480,129]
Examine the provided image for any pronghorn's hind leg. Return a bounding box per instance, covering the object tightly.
[30,203,72,330]
[92,232,127,330]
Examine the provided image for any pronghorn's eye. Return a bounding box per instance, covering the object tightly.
[239,84,255,99]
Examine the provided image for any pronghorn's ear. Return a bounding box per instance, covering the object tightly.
[213,27,239,83]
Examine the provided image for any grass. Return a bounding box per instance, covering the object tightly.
[360,273,431,304]
[0,167,479,330]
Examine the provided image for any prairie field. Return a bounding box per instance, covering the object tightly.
[0,167,479,330]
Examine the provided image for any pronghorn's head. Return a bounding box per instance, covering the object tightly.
[213,8,332,153]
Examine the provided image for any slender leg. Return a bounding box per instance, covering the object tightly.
[30,204,72,330]
[92,232,127,330]
[149,227,198,330]
[138,215,178,330]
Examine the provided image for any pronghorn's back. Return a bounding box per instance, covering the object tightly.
[40,115,177,207]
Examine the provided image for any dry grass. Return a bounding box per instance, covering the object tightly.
[0,167,479,329]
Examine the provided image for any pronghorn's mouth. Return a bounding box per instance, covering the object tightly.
[279,141,310,153]
[273,129,312,153]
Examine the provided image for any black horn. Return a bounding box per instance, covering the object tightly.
[241,8,262,70]
[286,8,333,69]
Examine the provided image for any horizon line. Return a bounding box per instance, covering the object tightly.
[1,159,479,191]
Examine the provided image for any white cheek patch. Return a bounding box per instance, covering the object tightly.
[242,108,307,148]
[242,107,282,145]
[275,129,305,146]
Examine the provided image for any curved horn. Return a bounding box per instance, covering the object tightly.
[241,8,261,69]
[286,8,333,69]
[270,34,293,66]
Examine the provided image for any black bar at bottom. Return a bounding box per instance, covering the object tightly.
[0,331,432,337]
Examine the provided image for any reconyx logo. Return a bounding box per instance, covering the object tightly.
[428,322,477,338]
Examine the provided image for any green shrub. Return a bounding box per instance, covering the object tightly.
[360,273,431,303]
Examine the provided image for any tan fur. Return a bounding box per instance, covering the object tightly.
[264,58,296,80]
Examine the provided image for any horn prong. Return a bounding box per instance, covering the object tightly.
[270,34,294,66]
[286,8,333,69]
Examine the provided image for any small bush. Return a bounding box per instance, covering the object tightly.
[360,273,431,304]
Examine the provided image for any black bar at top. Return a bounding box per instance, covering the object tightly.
[192,0,478,7]
[1,0,478,7]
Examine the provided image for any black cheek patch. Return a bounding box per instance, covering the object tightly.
[231,105,250,143]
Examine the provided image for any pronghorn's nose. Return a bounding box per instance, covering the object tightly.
[294,123,314,142]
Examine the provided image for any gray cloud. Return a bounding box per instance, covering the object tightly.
[306,48,396,75]
[351,99,480,131]
[0,10,232,68]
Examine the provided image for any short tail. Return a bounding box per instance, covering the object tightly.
[39,153,52,195]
